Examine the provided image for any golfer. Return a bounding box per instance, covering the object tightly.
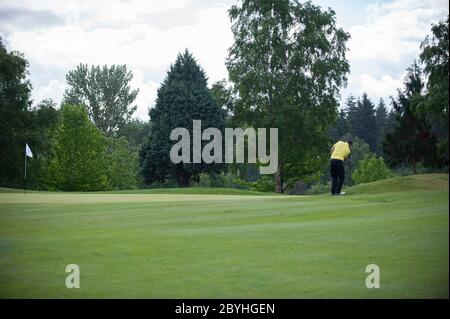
[330,139,352,195]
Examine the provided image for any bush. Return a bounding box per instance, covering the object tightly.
[250,175,275,192]
[306,182,331,195]
[352,154,392,185]
[233,175,274,192]
[191,172,250,189]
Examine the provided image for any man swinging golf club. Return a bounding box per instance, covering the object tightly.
[330,139,352,195]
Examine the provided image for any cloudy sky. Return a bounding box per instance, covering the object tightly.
[0,0,448,120]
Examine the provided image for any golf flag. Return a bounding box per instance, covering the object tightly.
[25,143,33,158]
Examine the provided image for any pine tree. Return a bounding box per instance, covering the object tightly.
[347,93,377,152]
[383,62,439,173]
[139,50,225,187]
[375,98,387,155]
[328,108,349,141]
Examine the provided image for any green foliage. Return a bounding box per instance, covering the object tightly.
[140,50,225,187]
[346,93,378,152]
[374,98,388,155]
[210,80,234,124]
[328,108,349,141]
[116,119,152,149]
[352,154,391,185]
[25,99,60,189]
[250,175,275,193]
[63,64,138,136]
[227,0,350,192]
[306,182,331,195]
[232,175,275,193]
[419,15,449,164]
[46,104,108,191]
[105,137,139,190]
[344,138,372,185]
[383,62,441,172]
[0,38,32,188]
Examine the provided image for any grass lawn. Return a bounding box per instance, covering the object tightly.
[0,174,448,298]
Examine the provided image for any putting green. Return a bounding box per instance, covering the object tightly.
[0,174,448,298]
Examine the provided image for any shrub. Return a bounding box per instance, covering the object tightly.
[306,182,331,195]
[250,175,275,192]
[352,154,392,184]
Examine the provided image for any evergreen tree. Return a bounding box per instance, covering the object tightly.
[383,62,439,173]
[347,93,377,152]
[375,98,387,155]
[328,108,349,141]
[139,50,225,187]
[344,95,357,137]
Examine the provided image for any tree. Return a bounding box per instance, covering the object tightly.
[226,0,350,193]
[374,98,387,155]
[210,79,235,124]
[105,137,139,190]
[383,62,439,173]
[117,119,152,149]
[347,93,378,152]
[46,104,108,191]
[140,50,225,187]
[63,64,139,136]
[25,99,59,189]
[352,154,391,185]
[328,108,349,141]
[419,15,449,164]
[0,37,32,188]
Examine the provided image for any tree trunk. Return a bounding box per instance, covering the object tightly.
[275,161,283,193]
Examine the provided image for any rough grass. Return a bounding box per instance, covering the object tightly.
[0,174,448,298]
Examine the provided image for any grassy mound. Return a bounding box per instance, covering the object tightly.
[346,173,448,195]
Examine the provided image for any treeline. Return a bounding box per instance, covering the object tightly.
[328,16,448,175]
[0,2,448,193]
[0,39,150,190]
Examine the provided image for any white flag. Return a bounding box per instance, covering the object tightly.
[25,143,33,158]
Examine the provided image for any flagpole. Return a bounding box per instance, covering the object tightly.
[24,152,27,195]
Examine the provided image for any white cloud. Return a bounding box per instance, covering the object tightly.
[342,0,448,107]
[32,79,66,105]
[3,0,448,118]
[130,68,159,120]
[354,73,404,100]
[0,0,190,30]
[2,1,233,120]
[348,0,448,63]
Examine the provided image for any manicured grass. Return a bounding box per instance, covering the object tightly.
[0,187,277,196]
[0,174,448,298]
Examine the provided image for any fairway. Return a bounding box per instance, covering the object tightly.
[0,174,448,298]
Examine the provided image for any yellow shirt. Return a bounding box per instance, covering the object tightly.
[331,141,350,161]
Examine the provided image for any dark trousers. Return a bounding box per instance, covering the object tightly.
[330,159,345,195]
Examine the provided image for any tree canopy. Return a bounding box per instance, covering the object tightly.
[226,0,350,192]
[0,38,32,188]
[140,50,225,187]
[63,64,139,137]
